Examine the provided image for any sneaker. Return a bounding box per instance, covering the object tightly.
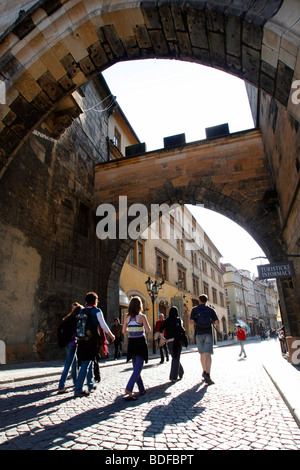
[74,391,90,397]
[205,374,214,385]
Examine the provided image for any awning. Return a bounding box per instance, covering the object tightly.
[236,319,250,333]
[119,289,129,308]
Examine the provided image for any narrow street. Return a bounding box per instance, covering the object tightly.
[0,340,299,454]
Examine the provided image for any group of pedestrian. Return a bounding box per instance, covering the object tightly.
[57,292,220,399]
[57,291,115,397]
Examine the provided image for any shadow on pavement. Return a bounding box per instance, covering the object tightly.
[143,382,207,437]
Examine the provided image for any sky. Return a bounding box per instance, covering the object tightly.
[103,59,268,276]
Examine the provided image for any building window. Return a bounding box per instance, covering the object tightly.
[128,240,145,269]
[177,267,186,290]
[128,246,134,264]
[192,275,199,296]
[113,127,121,150]
[220,292,225,307]
[203,282,209,298]
[156,250,168,281]
[137,241,144,268]
[176,239,185,255]
[212,287,217,304]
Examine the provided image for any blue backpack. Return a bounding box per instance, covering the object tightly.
[195,305,212,329]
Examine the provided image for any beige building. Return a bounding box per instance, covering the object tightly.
[223,263,279,335]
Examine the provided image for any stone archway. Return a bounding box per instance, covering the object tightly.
[93,128,284,325]
[0,0,299,360]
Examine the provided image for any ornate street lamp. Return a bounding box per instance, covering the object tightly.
[145,276,164,354]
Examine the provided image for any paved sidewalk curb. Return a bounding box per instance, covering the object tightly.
[262,362,300,428]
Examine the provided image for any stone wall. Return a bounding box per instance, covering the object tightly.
[0,77,109,362]
[259,90,300,338]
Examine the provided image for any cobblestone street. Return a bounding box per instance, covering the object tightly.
[0,341,300,452]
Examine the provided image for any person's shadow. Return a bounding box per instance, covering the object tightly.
[143,382,207,436]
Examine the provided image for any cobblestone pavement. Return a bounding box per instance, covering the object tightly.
[0,341,300,452]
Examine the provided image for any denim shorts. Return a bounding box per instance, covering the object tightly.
[196,334,213,354]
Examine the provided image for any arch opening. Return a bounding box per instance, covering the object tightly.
[1,0,299,362]
[108,199,276,345]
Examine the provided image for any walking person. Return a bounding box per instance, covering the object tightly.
[111,318,124,359]
[236,325,247,358]
[57,302,82,394]
[159,306,184,382]
[154,313,169,364]
[74,292,115,397]
[122,296,151,400]
[190,294,219,385]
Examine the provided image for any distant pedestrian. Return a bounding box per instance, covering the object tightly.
[111,318,124,359]
[278,325,288,355]
[154,313,169,364]
[122,296,151,400]
[190,294,219,385]
[159,306,185,382]
[236,325,247,358]
[74,292,115,397]
[57,302,82,394]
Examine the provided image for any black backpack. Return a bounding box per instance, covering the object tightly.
[195,305,212,329]
[174,318,188,347]
[57,316,76,348]
[76,308,95,342]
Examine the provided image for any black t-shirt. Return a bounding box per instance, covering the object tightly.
[159,317,182,340]
[190,304,218,335]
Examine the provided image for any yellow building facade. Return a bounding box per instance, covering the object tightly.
[119,205,228,347]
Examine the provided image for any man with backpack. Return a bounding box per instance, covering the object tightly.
[74,292,115,397]
[190,294,219,385]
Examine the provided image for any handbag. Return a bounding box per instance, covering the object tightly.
[175,320,188,348]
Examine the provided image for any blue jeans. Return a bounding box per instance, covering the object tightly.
[126,355,145,393]
[74,360,94,394]
[167,341,183,380]
[58,344,77,391]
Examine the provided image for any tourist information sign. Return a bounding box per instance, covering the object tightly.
[257,261,295,280]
